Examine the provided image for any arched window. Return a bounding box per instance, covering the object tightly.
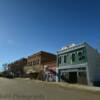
[64,55,67,63]
[58,56,62,64]
[72,53,75,62]
[78,52,84,60]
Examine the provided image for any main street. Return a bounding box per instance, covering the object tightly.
[0,78,100,100]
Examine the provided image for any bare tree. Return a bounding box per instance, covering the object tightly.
[2,63,8,71]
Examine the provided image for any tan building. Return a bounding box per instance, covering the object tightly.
[24,51,56,79]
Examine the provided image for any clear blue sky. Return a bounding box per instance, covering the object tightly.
[0,0,100,70]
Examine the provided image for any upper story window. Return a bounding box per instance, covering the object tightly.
[32,59,40,65]
[78,51,85,61]
[72,53,75,62]
[64,55,67,63]
[28,62,32,66]
[58,56,62,64]
[42,57,48,62]
[37,59,40,64]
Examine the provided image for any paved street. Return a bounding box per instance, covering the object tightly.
[0,78,100,100]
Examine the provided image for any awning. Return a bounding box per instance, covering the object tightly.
[26,69,36,74]
[24,66,36,74]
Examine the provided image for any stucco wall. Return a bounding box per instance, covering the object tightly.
[86,44,100,85]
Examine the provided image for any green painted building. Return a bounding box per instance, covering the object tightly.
[56,42,100,86]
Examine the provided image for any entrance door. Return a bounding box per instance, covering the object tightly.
[69,72,77,83]
[78,72,87,85]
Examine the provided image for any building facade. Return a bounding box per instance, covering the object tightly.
[43,61,56,81]
[56,43,100,86]
[24,51,56,80]
[8,58,27,77]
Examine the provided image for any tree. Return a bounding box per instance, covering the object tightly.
[2,63,8,71]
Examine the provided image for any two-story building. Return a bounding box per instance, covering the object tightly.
[8,58,27,77]
[24,51,56,80]
[56,42,100,86]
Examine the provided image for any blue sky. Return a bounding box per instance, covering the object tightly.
[0,0,100,70]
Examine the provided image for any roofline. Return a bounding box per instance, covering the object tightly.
[28,51,56,58]
[57,42,88,53]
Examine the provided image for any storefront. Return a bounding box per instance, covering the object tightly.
[58,67,87,84]
[43,62,56,82]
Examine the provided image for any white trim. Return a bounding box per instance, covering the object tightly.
[57,63,88,70]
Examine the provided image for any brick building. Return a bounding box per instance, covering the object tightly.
[24,51,56,79]
[8,58,27,77]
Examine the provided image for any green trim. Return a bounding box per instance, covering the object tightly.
[57,47,87,67]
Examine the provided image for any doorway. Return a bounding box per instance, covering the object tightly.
[69,72,77,83]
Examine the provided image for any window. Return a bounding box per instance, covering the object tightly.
[30,62,32,66]
[28,62,32,66]
[36,59,39,64]
[78,52,84,61]
[58,56,62,64]
[42,57,48,62]
[33,61,36,65]
[64,55,67,63]
[28,62,30,66]
[32,59,40,65]
[72,53,75,62]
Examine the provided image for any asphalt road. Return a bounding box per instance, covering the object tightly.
[0,78,100,100]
